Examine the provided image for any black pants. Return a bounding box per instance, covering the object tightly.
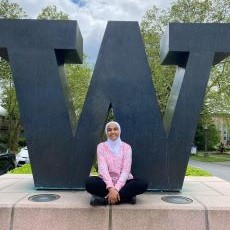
[85,176,148,202]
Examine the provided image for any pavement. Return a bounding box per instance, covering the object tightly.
[189,159,230,182]
[0,174,230,230]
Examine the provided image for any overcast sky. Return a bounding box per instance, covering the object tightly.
[9,0,173,64]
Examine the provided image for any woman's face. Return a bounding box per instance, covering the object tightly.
[107,123,120,141]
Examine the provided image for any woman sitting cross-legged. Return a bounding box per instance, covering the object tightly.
[85,121,148,206]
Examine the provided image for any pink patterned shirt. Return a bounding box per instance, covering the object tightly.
[97,141,133,191]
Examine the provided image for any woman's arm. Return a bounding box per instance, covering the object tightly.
[114,145,132,191]
[97,144,114,189]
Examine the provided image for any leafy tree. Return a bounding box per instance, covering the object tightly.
[194,107,220,150]
[0,0,27,152]
[0,0,27,19]
[0,62,21,151]
[65,59,92,120]
[37,5,68,20]
[194,122,220,151]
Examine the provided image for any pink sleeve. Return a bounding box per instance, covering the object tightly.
[97,144,114,189]
[115,145,132,191]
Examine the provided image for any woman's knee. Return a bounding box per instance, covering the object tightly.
[85,176,98,192]
[135,178,148,192]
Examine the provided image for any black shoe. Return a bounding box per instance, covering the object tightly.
[121,196,136,204]
[130,196,136,204]
[90,196,108,206]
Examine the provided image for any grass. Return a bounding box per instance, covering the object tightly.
[9,164,32,174]
[190,152,230,162]
[186,165,211,176]
[10,164,211,177]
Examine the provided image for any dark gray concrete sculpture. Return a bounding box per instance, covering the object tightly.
[0,20,229,190]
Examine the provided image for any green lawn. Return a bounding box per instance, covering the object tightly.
[190,152,230,162]
[10,164,211,177]
[10,164,32,174]
[186,165,211,176]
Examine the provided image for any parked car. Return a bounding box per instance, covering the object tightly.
[191,145,197,155]
[0,144,16,175]
[16,146,30,167]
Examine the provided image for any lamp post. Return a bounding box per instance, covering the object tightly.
[204,125,208,157]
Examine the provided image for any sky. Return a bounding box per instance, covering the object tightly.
[9,0,173,64]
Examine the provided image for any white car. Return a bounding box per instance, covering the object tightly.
[16,146,30,167]
[191,145,197,155]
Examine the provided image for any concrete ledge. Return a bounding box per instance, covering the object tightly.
[13,193,109,230]
[0,206,12,230]
[194,196,230,230]
[112,194,206,230]
[1,174,230,230]
[0,193,29,230]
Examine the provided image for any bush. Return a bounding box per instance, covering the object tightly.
[194,122,220,151]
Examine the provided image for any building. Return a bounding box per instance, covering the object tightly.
[213,114,230,146]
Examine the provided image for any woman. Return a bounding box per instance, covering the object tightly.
[85,121,148,206]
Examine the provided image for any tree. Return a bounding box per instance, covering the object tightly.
[37,5,68,20]
[194,122,220,151]
[141,0,230,149]
[194,106,220,150]
[65,59,92,120]
[0,0,27,152]
[0,0,27,19]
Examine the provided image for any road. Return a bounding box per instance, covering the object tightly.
[189,159,230,182]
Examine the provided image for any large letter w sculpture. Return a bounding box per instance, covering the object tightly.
[0,19,229,190]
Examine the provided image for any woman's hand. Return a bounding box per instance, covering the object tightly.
[106,187,120,205]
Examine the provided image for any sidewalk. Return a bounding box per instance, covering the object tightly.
[212,161,230,166]
[1,174,230,230]
[189,159,230,182]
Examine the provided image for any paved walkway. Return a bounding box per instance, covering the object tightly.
[0,174,230,230]
[189,159,230,182]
